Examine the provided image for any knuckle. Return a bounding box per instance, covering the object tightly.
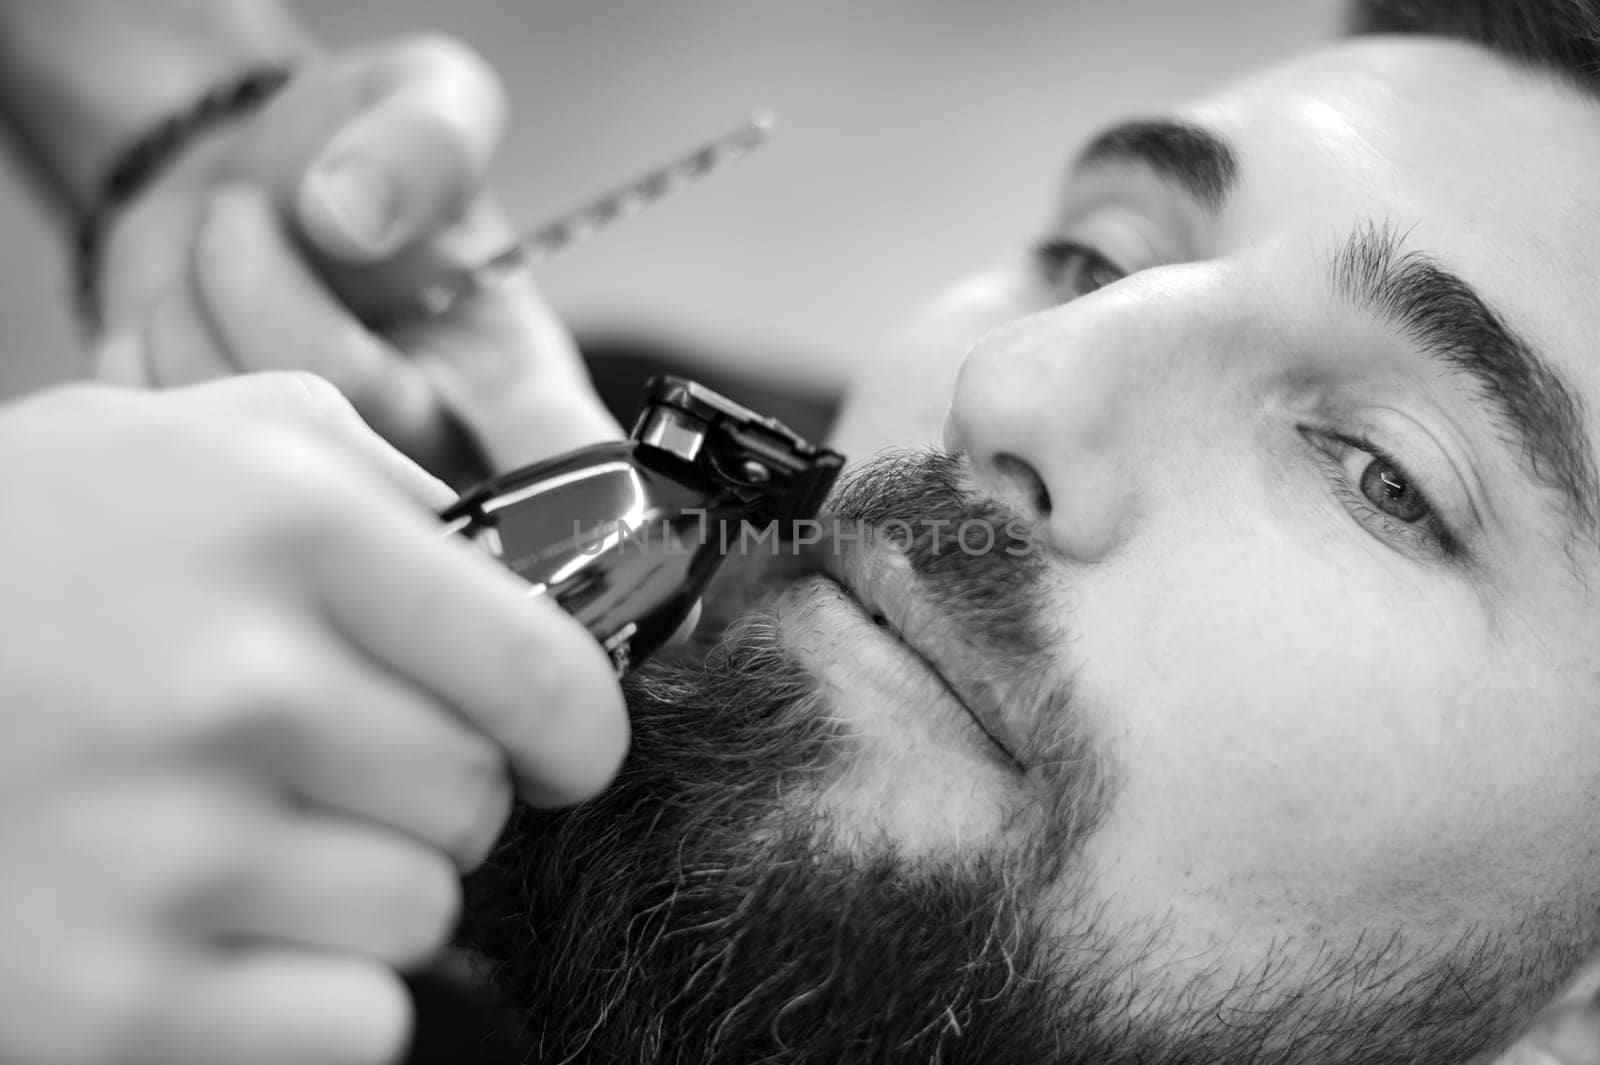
[232,429,362,542]
[250,370,366,442]
[182,621,318,754]
[229,419,326,484]
[501,658,582,753]
[501,620,584,710]
[162,791,258,880]
[275,368,349,414]
[115,788,267,922]
[511,617,619,730]
[54,782,253,919]
[168,830,268,932]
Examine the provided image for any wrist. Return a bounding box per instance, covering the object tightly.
[76,64,296,329]
[0,0,315,216]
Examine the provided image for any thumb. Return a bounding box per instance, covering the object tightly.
[296,36,507,263]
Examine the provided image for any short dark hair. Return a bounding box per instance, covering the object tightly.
[1347,0,1600,93]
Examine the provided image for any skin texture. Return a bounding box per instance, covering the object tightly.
[818,35,1600,993]
[0,376,627,1065]
[449,37,1600,1062]
[93,34,621,485]
[118,27,1600,1065]
[0,26,630,1065]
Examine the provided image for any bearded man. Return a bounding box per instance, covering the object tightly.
[38,0,1600,1062]
[447,1,1600,1060]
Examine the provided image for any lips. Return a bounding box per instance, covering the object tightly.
[820,529,1027,765]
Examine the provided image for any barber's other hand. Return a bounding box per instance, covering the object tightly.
[91,35,619,482]
[0,375,625,1065]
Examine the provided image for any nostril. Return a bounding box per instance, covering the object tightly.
[994,452,1052,520]
[1032,476,1053,519]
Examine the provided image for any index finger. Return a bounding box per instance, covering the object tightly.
[296,34,508,262]
[174,372,457,513]
[305,493,629,806]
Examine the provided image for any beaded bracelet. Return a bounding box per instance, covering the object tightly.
[73,64,295,329]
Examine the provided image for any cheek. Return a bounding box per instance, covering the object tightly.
[1065,535,1600,949]
[829,269,1044,458]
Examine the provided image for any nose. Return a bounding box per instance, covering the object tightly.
[944,284,1195,562]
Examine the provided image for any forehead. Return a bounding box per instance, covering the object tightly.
[1169,37,1600,383]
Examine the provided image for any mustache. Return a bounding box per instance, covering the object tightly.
[823,448,1053,672]
[824,450,1107,880]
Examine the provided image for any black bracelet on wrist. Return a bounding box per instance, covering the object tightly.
[73,64,296,330]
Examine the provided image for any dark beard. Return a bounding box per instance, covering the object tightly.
[456,451,1576,1064]
[460,619,1083,1063]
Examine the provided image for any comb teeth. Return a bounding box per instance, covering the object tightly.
[394,112,775,324]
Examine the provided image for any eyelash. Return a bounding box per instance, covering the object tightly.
[1033,237,1463,563]
[1306,429,1462,561]
[1032,238,1127,299]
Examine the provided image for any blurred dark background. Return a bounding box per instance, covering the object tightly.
[0,0,1334,400]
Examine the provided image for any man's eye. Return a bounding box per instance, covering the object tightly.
[1358,456,1429,523]
[1032,239,1126,299]
[1305,429,1462,561]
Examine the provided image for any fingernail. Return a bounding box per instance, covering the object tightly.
[304,156,397,255]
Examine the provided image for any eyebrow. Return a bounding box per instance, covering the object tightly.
[1074,118,1240,213]
[1329,219,1600,543]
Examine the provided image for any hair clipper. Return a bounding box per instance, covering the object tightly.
[439,375,845,674]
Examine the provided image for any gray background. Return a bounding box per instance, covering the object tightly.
[0,0,1335,400]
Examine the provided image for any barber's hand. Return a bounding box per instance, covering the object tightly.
[91,34,620,483]
[0,374,625,1065]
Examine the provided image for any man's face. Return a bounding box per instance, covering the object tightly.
[471,36,1600,1062]
[826,32,1600,964]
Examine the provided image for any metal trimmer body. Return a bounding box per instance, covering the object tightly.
[440,376,844,672]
